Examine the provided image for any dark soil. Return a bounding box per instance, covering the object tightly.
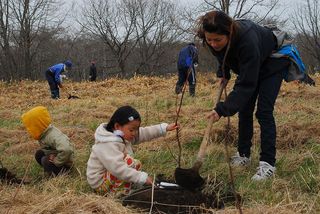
[122,186,222,213]
[174,167,204,190]
[0,166,25,184]
[122,175,239,214]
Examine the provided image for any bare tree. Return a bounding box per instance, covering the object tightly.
[133,0,181,74]
[174,0,283,74]
[201,0,280,20]
[292,0,320,71]
[0,0,16,80]
[178,0,282,38]
[10,0,66,80]
[79,0,140,76]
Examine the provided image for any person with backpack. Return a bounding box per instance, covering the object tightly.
[45,60,72,99]
[196,10,296,181]
[21,106,74,177]
[86,105,178,196]
[175,43,199,96]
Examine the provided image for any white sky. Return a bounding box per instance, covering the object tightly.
[176,0,303,31]
[66,0,304,33]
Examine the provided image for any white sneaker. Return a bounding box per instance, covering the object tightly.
[230,152,250,167]
[251,161,276,181]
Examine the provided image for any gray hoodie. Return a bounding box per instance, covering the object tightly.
[86,122,168,189]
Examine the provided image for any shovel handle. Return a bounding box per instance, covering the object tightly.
[194,84,225,168]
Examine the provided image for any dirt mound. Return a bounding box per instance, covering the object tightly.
[123,187,220,213]
[122,176,238,213]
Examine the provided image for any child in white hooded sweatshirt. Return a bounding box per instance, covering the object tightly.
[86,105,178,195]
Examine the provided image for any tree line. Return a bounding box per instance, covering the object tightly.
[0,0,319,82]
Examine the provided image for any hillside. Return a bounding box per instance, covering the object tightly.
[0,73,319,213]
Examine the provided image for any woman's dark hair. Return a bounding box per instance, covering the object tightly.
[196,10,239,79]
[196,10,238,44]
[105,105,141,132]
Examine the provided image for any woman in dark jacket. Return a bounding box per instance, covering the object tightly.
[197,10,290,181]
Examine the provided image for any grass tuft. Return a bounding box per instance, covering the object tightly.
[0,73,319,213]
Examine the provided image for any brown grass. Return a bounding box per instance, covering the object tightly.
[0,73,319,213]
[0,184,136,214]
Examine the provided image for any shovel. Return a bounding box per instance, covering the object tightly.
[62,86,80,99]
[67,93,80,99]
[175,84,225,190]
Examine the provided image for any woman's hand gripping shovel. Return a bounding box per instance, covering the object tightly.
[174,83,225,190]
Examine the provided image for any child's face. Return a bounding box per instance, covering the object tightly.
[115,120,141,141]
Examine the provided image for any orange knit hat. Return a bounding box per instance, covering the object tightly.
[21,106,51,140]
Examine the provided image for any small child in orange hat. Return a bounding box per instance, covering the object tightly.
[21,106,74,176]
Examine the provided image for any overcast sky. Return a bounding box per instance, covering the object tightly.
[67,0,303,32]
[176,0,303,31]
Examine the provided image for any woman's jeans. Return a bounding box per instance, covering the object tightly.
[237,58,289,166]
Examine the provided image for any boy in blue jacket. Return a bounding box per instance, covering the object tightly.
[45,60,72,99]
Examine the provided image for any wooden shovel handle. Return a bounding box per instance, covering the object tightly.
[193,84,225,170]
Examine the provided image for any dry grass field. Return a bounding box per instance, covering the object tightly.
[0,72,319,213]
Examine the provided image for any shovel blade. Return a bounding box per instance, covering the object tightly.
[68,94,80,99]
[174,167,204,190]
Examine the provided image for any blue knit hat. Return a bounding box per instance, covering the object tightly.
[64,60,72,68]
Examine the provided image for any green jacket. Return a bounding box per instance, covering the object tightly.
[39,125,74,167]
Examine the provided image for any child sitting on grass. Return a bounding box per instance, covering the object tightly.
[86,105,178,195]
[21,106,74,176]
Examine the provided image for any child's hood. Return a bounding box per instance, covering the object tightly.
[21,106,51,140]
[94,123,124,144]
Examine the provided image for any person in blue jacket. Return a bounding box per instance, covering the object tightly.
[175,43,199,96]
[45,60,72,99]
[197,10,292,181]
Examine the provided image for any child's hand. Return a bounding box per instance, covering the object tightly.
[166,123,179,132]
[145,176,154,185]
[48,154,56,162]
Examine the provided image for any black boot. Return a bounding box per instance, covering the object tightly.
[189,84,196,97]
[51,89,60,99]
[175,84,182,94]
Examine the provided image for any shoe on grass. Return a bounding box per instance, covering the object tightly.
[251,161,276,181]
[230,152,250,167]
